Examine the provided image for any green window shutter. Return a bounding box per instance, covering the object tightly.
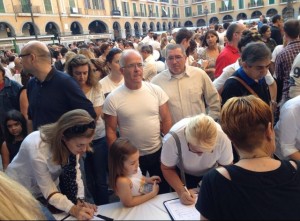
[69,0,75,8]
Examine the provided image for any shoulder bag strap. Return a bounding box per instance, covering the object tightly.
[229,76,259,97]
[46,191,60,202]
[169,131,186,186]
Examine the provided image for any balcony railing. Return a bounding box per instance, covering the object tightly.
[192,0,204,3]
[111,10,121,16]
[219,6,234,12]
[123,11,130,16]
[248,0,264,7]
[148,12,158,17]
[68,7,83,14]
[14,5,41,13]
[160,0,169,2]
[185,13,192,17]
[172,0,179,3]
[172,13,179,18]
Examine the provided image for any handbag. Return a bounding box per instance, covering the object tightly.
[37,191,64,214]
[169,131,186,186]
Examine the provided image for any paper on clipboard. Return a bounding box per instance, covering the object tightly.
[163,197,200,220]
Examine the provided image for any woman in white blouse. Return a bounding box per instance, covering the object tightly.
[6,109,97,220]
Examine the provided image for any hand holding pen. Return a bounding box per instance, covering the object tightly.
[179,185,196,205]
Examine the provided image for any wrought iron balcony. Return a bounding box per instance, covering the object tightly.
[248,0,264,8]
[111,10,121,16]
[219,6,234,12]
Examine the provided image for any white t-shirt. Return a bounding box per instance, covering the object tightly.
[275,95,300,159]
[272,45,284,63]
[289,52,300,99]
[103,81,169,155]
[161,118,233,176]
[100,75,124,98]
[85,83,105,139]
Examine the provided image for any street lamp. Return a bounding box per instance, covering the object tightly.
[204,6,209,28]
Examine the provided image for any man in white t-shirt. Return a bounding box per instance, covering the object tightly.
[161,114,233,205]
[139,44,157,82]
[103,49,172,193]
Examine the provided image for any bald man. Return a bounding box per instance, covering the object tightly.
[21,41,96,131]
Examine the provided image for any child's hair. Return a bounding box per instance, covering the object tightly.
[3,110,27,144]
[108,137,138,191]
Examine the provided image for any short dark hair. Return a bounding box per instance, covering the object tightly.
[259,25,271,35]
[226,23,238,42]
[106,48,122,64]
[284,19,300,39]
[223,22,230,30]
[175,28,193,44]
[272,14,282,24]
[241,42,271,65]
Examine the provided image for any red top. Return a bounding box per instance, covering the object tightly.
[214,44,240,78]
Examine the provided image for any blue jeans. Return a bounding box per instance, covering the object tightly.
[85,137,109,205]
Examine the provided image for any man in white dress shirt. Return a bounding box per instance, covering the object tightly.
[152,44,220,124]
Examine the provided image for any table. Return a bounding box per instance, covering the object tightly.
[53,192,179,220]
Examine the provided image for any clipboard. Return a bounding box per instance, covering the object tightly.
[61,214,114,221]
[163,197,200,221]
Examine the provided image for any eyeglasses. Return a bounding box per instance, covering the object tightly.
[19,53,31,58]
[167,56,185,62]
[122,63,144,70]
[63,121,96,136]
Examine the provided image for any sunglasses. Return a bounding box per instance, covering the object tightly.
[63,121,96,136]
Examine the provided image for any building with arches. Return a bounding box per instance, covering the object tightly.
[0,0,298,50]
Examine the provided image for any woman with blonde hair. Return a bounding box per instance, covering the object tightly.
[161,114,233,205]
[6,109,97,220]
[66,54,108,205]
[196,95,300,219]
[0,171,51,220]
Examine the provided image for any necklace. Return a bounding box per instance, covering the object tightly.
[239,156,271,160]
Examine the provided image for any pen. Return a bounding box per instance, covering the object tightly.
[183,185,192,197]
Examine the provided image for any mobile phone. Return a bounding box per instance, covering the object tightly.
[139,183,153,194]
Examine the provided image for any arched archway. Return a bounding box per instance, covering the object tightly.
[22,22,40,36]
[237,13,247,21]
[197,19,206,27]
[184,21,193,27]
[163,22,167,31]
[134,22,140,37]
[251,10,262,19]
[282,7,294,20]
[0,22,15,38]
[150,22,155,31]
[209,17,219,24]
[142,22,147,35]
[223,15,233,23]
[70,21,83,35]
[178,22,181,27]
[173,21,177,28]
[156,22,161,31]
[88,20,108,34]
[124,22,131,38]
[45,22,60,37]
[113,22,121,39]
[266,8,278,18]
[168,22,172,31]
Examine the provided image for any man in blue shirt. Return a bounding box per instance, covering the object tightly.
[20,41,96,131]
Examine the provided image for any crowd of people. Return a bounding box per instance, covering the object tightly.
[0,14,300,220]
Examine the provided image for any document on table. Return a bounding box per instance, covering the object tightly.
[163,197,200,220]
